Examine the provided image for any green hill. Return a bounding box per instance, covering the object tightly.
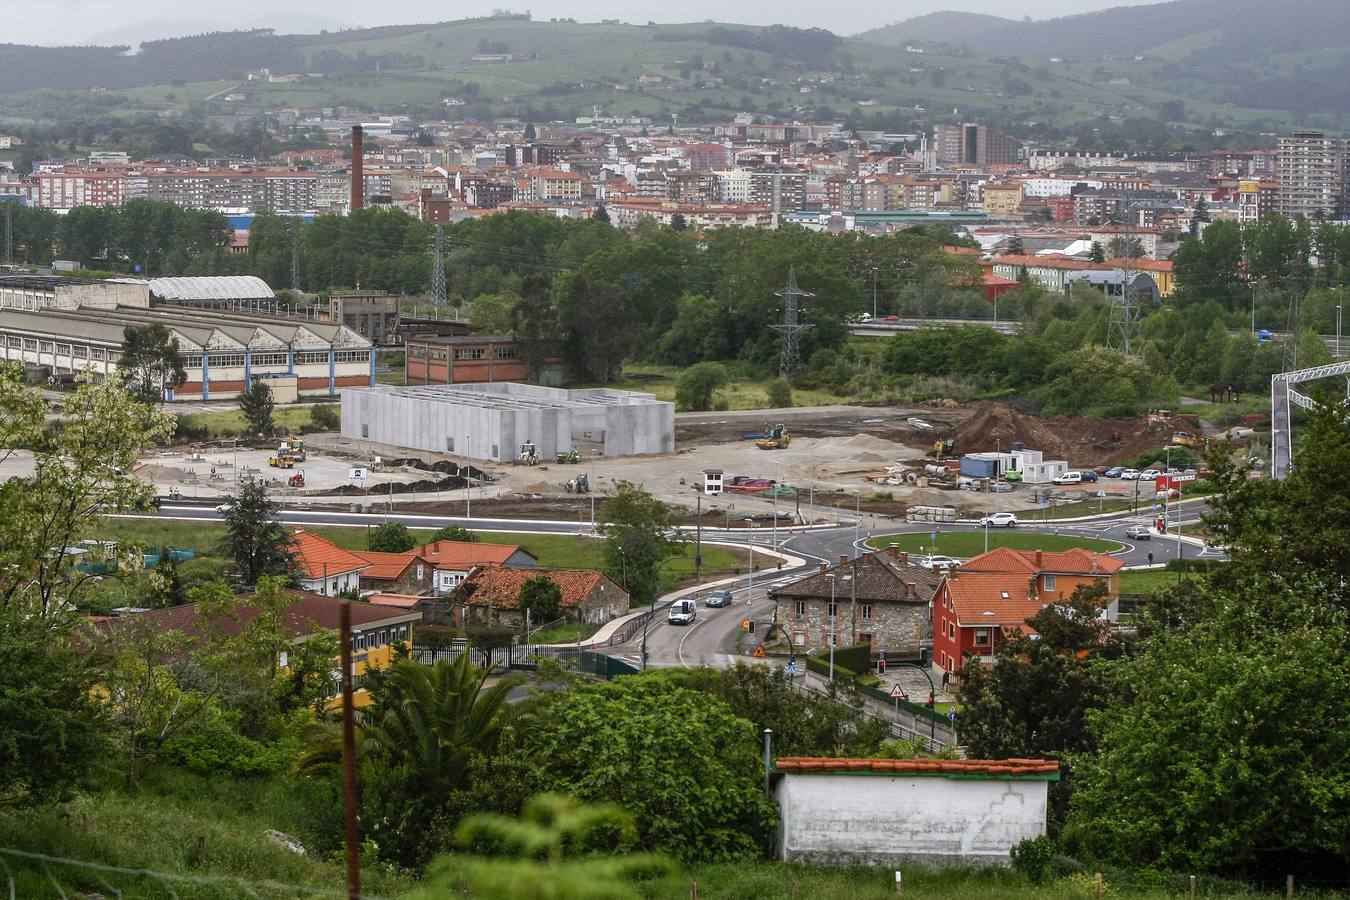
[0,15,1325,137]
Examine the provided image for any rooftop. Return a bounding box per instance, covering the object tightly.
[774,757,1059,779]
[960,546,1124,577]
[457,566,626,609]
[346,382,668,413]
[417,540,532,570]
[291,530,372,579]
[770,551,944,603]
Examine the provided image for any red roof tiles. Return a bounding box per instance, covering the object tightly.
[416,540,532,571]
[290,530,371,580]
[774,757,1059,778]
[944,573,1044,626]
[960,546,1123,576]
[352,550,418,581]
[458,566,626,609]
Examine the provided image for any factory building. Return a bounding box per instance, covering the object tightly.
[0,275,150,312]
[340,382,674,462]
[0,304,373,401]
[404,335,569,387]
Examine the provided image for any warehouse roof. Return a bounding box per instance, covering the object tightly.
[0,274,101,289]
[149,276,276,302]
[347,383,666,412]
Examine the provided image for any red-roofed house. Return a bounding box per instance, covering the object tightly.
[455,565,627,628]
[351,550,423,593]
[291,529,370,596]
[416,540,537,595]
[932,547,1122,679]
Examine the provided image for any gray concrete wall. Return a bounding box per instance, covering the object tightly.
[342,383,673,462]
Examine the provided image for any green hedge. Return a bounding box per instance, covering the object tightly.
[833,641,873,674]
[804,655,857,679]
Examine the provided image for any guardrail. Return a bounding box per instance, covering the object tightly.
[605,601,674,646]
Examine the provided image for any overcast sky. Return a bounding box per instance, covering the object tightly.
[11,0,1162,46]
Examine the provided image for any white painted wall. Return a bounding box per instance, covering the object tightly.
[776,773,1048,866]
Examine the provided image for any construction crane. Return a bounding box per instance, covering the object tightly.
[1271,360,1350,478]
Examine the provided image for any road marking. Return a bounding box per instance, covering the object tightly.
[676,618,707,668]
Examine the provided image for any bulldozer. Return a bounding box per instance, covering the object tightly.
[565,473,590,494]
[267,454,296,469]
[287,469,306,488]
[756,423,791,450]
[514,441,540,466]
[1171,431,1206,450]
[930,438,955,459]
[555,448,581,464]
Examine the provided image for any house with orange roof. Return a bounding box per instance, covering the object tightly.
[455,565,627,628]
[290,529,370,596]
[351,550,424,593]
[932,547,1121,679]
[415,540,537,596]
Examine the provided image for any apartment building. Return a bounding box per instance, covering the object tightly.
[1275,131,1349,220]
[934,124,1018,166]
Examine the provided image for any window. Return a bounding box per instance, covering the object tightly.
[23,338,38,350]
[794,601,806,619]
[73,345,87,358]
[296,351,330,365]
[974,629,990,646]
[336,350,368,363]
[251,352,288,366]
[1043,574,1057,592]
[208,353,245,368]
[56,342,71,354]
[827,600,838,617]
[184,354,203,368]
[361,424,369,438]
[861,604,873,621]
[793,631,806,646]
[493,346,518,359]
[39,341,53,352]
[454,347,485,360]
[278,650,289,668]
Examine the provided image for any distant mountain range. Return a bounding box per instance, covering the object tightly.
[854,0,1350,59]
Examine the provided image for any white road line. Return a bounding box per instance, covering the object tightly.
[676,618,707,668]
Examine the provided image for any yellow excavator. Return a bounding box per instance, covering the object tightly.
[756,423,791,450]
[931,438,955,459]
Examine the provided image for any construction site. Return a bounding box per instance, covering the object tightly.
[32,395,1251,527]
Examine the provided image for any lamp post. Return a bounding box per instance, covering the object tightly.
[640,556,684,671]
[825,573,837,681]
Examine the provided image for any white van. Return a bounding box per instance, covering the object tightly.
[668,598,697,626]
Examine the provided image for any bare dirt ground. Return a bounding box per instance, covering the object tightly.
[940,401,1186,467]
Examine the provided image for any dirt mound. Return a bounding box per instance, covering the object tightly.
[944,401,1175,466]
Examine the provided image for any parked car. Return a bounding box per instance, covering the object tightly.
[980,512,1019,528]
[1125,525,1152,540]
[667,598,697,625]
[1138,469,1161,480]
[991,480,1013,492]
[1078,470,1099,482]
[1119,468,1140,480]
[1105,466,1124,478]
[1052,472,1082,485]
[705,589,733,608]
[916,555,961,571]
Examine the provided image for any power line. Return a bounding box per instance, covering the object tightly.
[772,265,813,378]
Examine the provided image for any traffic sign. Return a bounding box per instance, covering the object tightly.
[752,644,765,658]
[348,466,368,481]
[786,661,798,678]
[889,683,907,700]
[948,708,956,722]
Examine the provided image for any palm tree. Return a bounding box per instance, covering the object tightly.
[298,652,524,867]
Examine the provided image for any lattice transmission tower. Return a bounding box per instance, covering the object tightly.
[431,224,447,313]
[772,265,814,378]
[1105,223,1141,356]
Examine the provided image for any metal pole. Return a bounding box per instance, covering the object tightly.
[339,603,360,900]
[828,576,836,681]
[695,493,702,580]
[762,728,774,796]
[871,266,878,319]
[1337,304,1343,359]
[747,524,754,606]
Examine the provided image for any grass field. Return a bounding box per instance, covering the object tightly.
[866,531,1121,558]
[174,406,325,440]
[614,364,847,410]
[1120,568,1193,595]
[0,769,1287,899]
[97,518,740,595]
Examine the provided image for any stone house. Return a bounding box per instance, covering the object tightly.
[355,540,538,596]
[768,549,944,658]
[455,566,628,629]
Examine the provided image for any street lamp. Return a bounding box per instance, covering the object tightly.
[825,573,837,681]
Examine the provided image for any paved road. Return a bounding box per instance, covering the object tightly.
[136,498,1220,675]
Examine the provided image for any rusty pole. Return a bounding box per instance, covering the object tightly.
[340,601,360,899]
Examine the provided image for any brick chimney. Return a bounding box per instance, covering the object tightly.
[818,562,827,573]
[1035,549,1043,568]
[351,125,365,212]
[839,554,849,567]
[900,552,909,566]
[906,582,916,598]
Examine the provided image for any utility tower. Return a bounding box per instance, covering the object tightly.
[431,224,447,313]
[1282,290,1302,372]
[2,201,11,265]
[772,265,814,378]
[290,218,301,293]
[1105,221,1141,356]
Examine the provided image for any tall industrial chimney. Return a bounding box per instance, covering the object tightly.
[350,125,364,213]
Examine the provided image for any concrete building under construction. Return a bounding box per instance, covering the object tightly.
[339,382,674,462]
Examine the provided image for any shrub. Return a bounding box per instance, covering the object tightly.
[765,378,792,408]
[309,403,340,431]
[674,362,729,411]
[1011,834,1057,885]
[161,729,296,777]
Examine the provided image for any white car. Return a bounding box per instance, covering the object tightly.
[1138,469,1161,480]
[980,512,1019,528]
[667,598,697,626]
[1052,471,1082,485]
[990,480,1013,493]
[916,555,961,571]
[1119,468,1140,480]
[214,503,231,513]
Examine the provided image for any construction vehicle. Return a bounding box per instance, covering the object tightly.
[555,448,581,464]
[756,423,790,450]
[1171,431,1205,450]
[565,473,590,493]
[930,438,955,459]
[277,436,306,462]
[514,441,540,466]
[287,469,306,488]
[267,454,295,469]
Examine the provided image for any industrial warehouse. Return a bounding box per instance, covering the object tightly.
[339,382,675,462]
[0,302,373,401]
